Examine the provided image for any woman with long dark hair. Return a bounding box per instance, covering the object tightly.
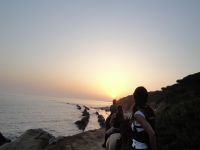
[131,86,156,150]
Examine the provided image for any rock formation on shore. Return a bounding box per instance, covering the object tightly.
[97,114,105,127]
[0,129,54,150]
[74,108,90,130]
[76,104,81,110]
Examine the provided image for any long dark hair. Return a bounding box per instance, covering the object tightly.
[117,105,123,114]
[116,105,124,121]
[131,86,155,121]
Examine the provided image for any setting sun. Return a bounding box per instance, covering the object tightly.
[112,93,116,99]
[96,71,129,99]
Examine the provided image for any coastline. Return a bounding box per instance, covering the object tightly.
[0,104,109,150]
[0,95,132,150]
[0,127,106,150]
[0,93,110,142]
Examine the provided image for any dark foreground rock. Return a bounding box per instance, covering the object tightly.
[0,133,11,146]
[44,128,105,150]
[0,129,54,150]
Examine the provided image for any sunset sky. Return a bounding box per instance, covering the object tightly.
[0,1,200,101]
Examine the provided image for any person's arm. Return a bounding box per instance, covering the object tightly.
[110,113,116,127]
[135,114,156,150]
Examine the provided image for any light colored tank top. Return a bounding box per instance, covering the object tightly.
[131,110,148,149]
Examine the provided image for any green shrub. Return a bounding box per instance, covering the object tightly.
[156,98,200,150]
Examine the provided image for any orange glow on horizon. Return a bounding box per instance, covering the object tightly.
[112,93,116,99]
[97,72,130,100]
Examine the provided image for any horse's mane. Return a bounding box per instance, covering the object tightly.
[120,119,132,142]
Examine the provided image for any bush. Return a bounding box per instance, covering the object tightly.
[156,98,200,150]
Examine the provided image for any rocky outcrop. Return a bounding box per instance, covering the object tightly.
[44,136,67,149]
[75,108,90,130]
[83,105,90,110]
[74,116,89,130]
[82,108,89,116]
[0,133,11,146]
[97,114,105,127]
[95,111,99,115]
[76,104,81,110]
[0,129,54,150]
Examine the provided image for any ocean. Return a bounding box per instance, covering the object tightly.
[0,94,111,141]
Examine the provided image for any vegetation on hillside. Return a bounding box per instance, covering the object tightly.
[149,72,200,109]
[118,72,200,112]
[156,98,200,150]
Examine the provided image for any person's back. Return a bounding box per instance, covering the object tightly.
[107,105,124,134]
[106,99,117,130]
[113,110,124,129]
[102,99,118,148]
[132,106,155,149]
[110,102,117,116]
[131,86,156,150]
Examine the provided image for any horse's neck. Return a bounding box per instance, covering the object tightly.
[121,140,130,149]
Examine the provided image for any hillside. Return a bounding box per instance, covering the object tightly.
[117,72,200,112]
[117,72,200,150]
[156,97,200,150]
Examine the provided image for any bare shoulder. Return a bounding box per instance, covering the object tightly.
[134,114,146,122]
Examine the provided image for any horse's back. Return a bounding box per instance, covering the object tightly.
[106,133,120,150]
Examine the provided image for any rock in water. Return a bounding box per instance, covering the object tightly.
[75,116,90,130]
[98,115,105,127]
[0,129,54,150]
[76,104,81,110]
[75,108,90,130]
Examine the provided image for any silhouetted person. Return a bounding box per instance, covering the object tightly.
[102,99,117,148]
[107,105,124,135]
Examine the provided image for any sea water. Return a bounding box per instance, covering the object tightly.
[0,93,111,141]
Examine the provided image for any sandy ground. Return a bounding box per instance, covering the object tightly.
[45,127,106,150]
